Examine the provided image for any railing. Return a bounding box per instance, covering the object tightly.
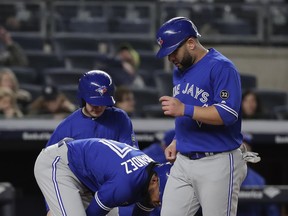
[0,1,287,45]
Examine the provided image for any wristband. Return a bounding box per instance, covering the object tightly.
[184,104,194,118]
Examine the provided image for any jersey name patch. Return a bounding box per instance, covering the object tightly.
[220,90,229,99]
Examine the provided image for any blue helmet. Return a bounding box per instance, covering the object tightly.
[78,70,115,107]
[156,17,201,58]
[153,162,173,202]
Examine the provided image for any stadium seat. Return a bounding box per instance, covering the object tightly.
[12,35,46,52]
[19,83,42,101]
[26,51,65,72]
[254,89,287,114]
[52,36,101,56]
[58,84,79,105]
[65,51,107,69]
[273,105,288,120]
[69,18,108,33]
[138,51,164,71]
[132,87,160,117]
[154,71,173,97]
[42,68,85,86]
[113,19,150,33]
[240,73,257,91]
[10,66,38,85]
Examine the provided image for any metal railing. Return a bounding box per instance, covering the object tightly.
[0,1,287,45]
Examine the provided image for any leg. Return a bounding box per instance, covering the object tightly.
[196,150,247,216]
[34,147,89,216]
[161,155,200,216]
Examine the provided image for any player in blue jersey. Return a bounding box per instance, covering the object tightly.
[155,17,247,216]
[45,70,138,216]
[46,70,138,149]
[34,137,172,216]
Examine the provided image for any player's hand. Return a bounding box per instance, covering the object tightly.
[159,96,184,117]
[165,140,177,163]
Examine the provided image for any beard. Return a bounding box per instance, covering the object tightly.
[178,49,194,72]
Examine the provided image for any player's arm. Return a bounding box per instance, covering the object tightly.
[165,139,177,163]
[160,66,241,126]
[118,110,139,148]
[131,202,154,216]
[160,96,223,125]
[86,193,110,216]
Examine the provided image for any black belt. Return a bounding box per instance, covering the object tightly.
[181,152,220,160]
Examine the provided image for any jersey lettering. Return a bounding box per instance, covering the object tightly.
[99,139,137,159]
[173,84,180,97]
[121,155,154,174]
[175,83,210,104]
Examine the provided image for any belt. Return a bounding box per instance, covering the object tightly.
[181,152,220,160]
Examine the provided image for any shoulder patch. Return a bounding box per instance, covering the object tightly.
[220,90,229,99]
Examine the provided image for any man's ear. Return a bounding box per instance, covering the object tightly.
[151,174,159,184]
[187,38,196,50]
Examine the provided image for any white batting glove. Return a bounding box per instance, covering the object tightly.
[242,151,261,163]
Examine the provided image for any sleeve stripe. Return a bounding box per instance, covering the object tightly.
[136,202,154,212]
[214,104,238,118]
[95,191,112,211]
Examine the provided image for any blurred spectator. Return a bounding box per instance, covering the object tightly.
[0,67,31,112]
[242,89,274,119]
[0,87,23,118]
[112,43,145,88]
[0,26,28,66]
[114,86,135,117]
[237,133,281,216]
[28,85,76,119]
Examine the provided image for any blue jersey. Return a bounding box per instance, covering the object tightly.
[66,138,155,213]
[46,107,138,148]
[173,48,242,153]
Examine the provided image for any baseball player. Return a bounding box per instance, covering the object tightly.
[46,70,138,149]
[155,17,247,216]
[45,70,138,216]
[34,137,172,216]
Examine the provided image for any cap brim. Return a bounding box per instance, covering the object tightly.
[156,41,183,58]
[85,96,115,106]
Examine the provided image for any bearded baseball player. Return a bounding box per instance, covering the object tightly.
[156,17,247,216]
[34,137,172,216]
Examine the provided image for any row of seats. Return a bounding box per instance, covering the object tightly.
[15,67,288,119]
[12,34,156,53]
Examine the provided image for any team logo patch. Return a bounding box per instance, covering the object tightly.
[95,86,107,96]
[157,37,163,47]
[220,90,229,99]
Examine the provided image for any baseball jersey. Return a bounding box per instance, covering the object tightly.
[66,138,155,215]
[173,48,242,153]
[46,106,138,148]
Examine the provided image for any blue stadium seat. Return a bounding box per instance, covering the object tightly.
[42,67,85,86]
[240,73,257,91]
[10,66,38,85]
[254,89,287,114]
[26,51,65,72]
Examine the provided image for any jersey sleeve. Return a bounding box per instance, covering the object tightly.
[92,179,133,214]
[118,111,139,149]
[46,122,68,147]
[86,195,110,216]
[131,202,154,216]
[212,65,242,126]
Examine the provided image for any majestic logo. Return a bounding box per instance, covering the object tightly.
[157,37,163,47]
